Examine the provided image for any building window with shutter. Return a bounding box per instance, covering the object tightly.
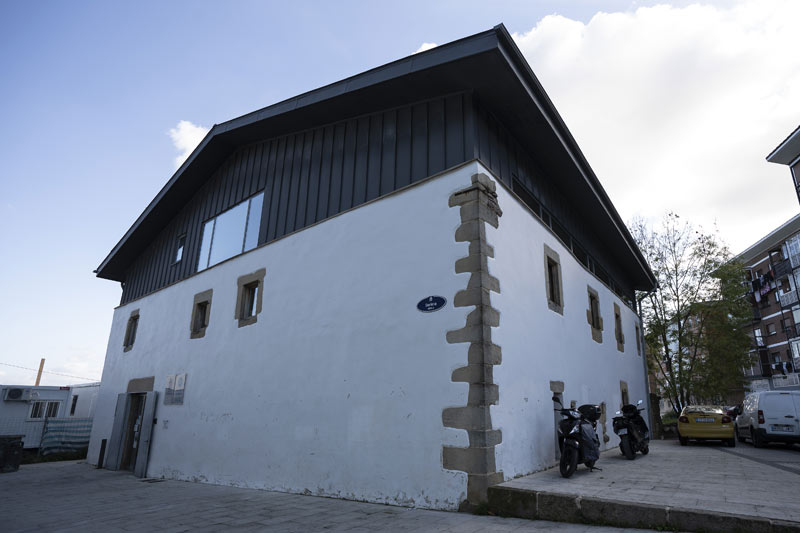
[123,309,140,352]
[586,286,603,343]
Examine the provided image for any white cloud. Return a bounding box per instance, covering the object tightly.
[415,42,438,54]
[511,0,800,253]
[169,120,209,169]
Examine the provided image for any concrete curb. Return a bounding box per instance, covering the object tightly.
[487,485,800,533]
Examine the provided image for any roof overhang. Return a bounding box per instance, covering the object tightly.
[735,212,800,266]
[766,124,800,165]
[96,24,656,291]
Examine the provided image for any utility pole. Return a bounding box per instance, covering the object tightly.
[34,358,45,386]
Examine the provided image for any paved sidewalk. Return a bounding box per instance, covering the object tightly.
[1,460,656,532]
[489,440,800,532]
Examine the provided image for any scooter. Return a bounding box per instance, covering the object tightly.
[612,399,650,460]
[552,396,601,478]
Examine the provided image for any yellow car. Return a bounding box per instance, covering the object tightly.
[677,405,735,447]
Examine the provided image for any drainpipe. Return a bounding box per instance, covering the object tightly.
[637,285,658,434]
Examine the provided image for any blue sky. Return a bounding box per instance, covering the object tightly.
[1,0,797,385]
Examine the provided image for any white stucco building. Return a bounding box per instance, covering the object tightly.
[88,25,655,509]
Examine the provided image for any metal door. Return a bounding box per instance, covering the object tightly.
[104,393,130,471]
[133,391,157,478]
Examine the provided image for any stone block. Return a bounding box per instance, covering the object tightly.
[487,486,538,519]
[467,382,498,406]
[579,498,666,530]
[668,508,772,533]
[442,405,491,431]
[536,492,581,523]
[442,446,496,473]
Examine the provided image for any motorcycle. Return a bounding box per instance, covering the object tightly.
[552,396,601,478]
[612,399,650,460]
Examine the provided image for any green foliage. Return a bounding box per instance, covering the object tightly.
[631,213,753,414]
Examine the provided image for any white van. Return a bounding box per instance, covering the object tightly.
[735,390,800,447]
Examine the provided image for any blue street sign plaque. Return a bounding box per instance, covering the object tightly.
[417,295,447,313]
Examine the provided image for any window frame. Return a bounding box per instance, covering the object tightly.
[543,244,564,315]
[174,233,187,264]
[586,286,603,343]
[235,268,266,328]
[197,192,264,272]
[30,400,60,420]
[123,309,140,352]
[190,289,213,339]
[614,302,625,352]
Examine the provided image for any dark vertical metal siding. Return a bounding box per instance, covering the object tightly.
[471,98,634,300]
[120,93,472,304]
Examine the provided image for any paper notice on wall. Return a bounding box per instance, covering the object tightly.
[165,374,176,405]
[173,373,186,405]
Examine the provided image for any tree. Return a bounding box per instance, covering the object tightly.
[630,213,753,414]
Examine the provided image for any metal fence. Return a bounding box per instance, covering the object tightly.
[0,417,93,454]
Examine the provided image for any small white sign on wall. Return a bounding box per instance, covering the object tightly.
[174,373,186,404]
[164,374,186,405]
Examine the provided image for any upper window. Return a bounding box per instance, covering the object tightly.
[614,303,624,352]
[236,268,266,328]
[123,309,139,352]
[70,395,79,416]
[174,234,186,263]
[197,193,264,271]
[635,324,642,356]
[190,289,213,339]
[586,286,603,343]
[543,244,563,315]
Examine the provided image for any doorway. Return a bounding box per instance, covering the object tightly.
[120,393,145,471]
[105,390,157,477]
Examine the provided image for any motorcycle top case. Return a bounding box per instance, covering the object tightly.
[621,404,639,416]
[578,404,602,422]
[581,423,600,462]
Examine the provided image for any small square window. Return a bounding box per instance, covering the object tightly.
[586,286,603,343]
[235,268,265,328]
[543,244,563,314]
[190,289,213,339]
[123,310,140,352]
[174,234,186,263]
[767,323,777,336]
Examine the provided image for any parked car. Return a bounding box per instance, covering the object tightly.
[735,391,800,447]
[677,405,735,447]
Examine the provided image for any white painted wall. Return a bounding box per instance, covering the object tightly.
[88,163,489,509]
[489,181,648,479]
[69,382,100,418]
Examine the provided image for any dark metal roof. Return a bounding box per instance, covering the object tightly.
[96,24,656,291]
[766,124,800,165]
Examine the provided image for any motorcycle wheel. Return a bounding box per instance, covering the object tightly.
[640,443,649,455]
[559,446,578,478]
[620,436,635,460]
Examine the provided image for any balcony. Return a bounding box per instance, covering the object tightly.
[779,289,799,308]
[785,324,800,340]
[773,258,793,280]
